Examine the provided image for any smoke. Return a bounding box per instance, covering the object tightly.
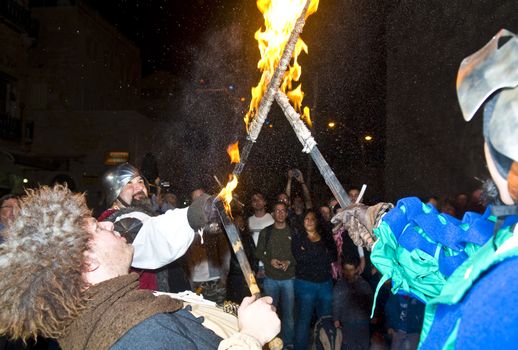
[147,22,251,198]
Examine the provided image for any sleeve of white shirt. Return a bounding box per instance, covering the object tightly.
[131,208,195,269]
[357,246,365,258]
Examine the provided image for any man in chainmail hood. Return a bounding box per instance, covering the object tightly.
[98,163,214,291]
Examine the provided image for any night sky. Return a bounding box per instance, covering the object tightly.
[20,1,514,206]
[87,0,257,75]
[79,0,386,204]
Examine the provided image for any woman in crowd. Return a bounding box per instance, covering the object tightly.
[292,210,337,350]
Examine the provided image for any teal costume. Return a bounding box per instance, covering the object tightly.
[370,197,518,349]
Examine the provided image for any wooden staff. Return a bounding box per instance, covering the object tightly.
[233,0,313,177]
[275,90,353,209]
[217,3,314,349]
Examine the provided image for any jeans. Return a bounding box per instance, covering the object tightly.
[263,277,295,347]
[294,278,333,350]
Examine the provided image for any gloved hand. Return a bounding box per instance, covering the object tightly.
[331,202,393,250]
[187,193,220,231]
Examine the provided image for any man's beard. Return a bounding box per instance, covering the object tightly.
[131,193,154,211]
[481,178,504,206]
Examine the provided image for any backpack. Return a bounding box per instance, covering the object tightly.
[312,315,342,350]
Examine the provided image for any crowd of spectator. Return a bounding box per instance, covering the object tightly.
[0,165,490,350]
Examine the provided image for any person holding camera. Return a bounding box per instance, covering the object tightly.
[285,168,313,234]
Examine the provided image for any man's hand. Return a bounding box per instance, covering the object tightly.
[279,260,290,271]
[331,202,393,250]
[271,259,290,271]
[238,296,281,346]
[271,259,283,269]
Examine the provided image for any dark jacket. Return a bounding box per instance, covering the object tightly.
[292,230,337,282]
[111,309,222,349]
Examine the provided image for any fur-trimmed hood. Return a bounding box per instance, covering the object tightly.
[0,185,92,341]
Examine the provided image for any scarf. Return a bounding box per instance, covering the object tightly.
[58,273,183,350]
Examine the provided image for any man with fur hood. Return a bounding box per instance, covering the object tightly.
[98,163,212,291]
[0,185,280,349]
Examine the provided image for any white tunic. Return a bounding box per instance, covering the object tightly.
[114,207,195,270]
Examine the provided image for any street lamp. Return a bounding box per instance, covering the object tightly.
[327,121,336,128]
[364,135,373,141]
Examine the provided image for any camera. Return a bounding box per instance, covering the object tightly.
[291,168,302,178]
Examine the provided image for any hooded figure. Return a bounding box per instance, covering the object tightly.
[332,30,518,349]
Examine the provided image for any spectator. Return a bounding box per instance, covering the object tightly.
[331,224,366,280]
[348,187,361,203]
[0,185,280,350]
[439,198,456,217]
[385,294,425,350]
[153,191,178,214]
[186,188,230,304]
[292,210,337,350]
[454,193,469,219]
[248,192,274,284]
[332,255,373,350]
[285,169,312,209]
[255,201,296,349]
[425,196,439,208]
[467,188,486,213]
[285,169,313,233]
[277,192,291,207]
[248,192,274,245]
[319,205,332,223]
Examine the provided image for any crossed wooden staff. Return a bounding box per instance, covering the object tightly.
[214,1,352,347]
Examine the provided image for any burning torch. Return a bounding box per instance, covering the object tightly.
[214,0,317,297]
[213,1,318,348]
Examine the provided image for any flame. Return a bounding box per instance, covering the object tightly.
[227,142,240,163]
[217,174,238,214]
[302,106,313,128]
[217,142,241,214]
[244,0,319,131]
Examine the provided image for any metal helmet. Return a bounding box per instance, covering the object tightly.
[456,29,518,179]
[102,163,148,206]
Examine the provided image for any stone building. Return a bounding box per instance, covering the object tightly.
[0,0,154,212]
